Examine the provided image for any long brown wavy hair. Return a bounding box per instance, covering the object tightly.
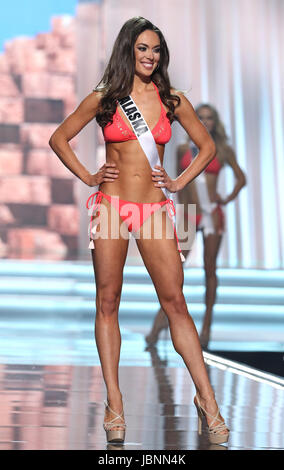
[94,16,181,128]
[195,103,230,163]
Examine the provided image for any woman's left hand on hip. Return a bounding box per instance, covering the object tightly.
[214,192,227,205]
[152,165,179,193]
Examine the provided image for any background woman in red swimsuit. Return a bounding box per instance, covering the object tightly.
[49,17,229,444]
[146,104,246,349]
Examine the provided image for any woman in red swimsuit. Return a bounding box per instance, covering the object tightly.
[146,104,246,349]
[49,17,229,445]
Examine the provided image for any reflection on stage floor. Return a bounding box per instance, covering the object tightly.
[0,261,283,451]
[0,343,283,451]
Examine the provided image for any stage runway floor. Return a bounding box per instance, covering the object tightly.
[0,260,283,451]
[0,343,283,451]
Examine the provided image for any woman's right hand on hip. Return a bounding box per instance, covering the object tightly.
[87,163,120,186]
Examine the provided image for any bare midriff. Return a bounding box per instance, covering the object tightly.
[100,140,168,203]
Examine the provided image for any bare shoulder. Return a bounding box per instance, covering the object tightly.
[78,89,103,113]
[91,89,104,102]
[68,89,104,124]
[50,90,104,142]
[170,87,195,117]
[170,87,188,100]
[170,87,186,103]
[170,87,184,95]
[168,87,214,151]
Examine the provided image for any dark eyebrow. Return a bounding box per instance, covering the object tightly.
[137,42,160,48]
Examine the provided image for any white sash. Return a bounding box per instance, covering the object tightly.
[194,172,217,237]
[185,143,215,236]
[118,95,173,204]
[118,94,185,257]
[87,92,183,257]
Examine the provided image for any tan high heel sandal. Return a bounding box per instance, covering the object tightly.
[194,395,229,445]
[103,400,126,443]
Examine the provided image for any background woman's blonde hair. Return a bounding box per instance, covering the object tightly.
[195,103,230,162]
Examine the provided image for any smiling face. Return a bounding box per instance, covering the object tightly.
[134,29,161,77]
[197,106,215,133]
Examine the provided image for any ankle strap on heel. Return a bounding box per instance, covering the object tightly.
[103,400,127,430]
[194,396,228,434]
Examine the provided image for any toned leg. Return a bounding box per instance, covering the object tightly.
[136,209,228,432]
[137,210,213,399]
[200,230,223,349]
[145,211,192,346]
[91,197,129,427]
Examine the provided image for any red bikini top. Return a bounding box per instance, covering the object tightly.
[180,148,222,175]
[102,82,172,145]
